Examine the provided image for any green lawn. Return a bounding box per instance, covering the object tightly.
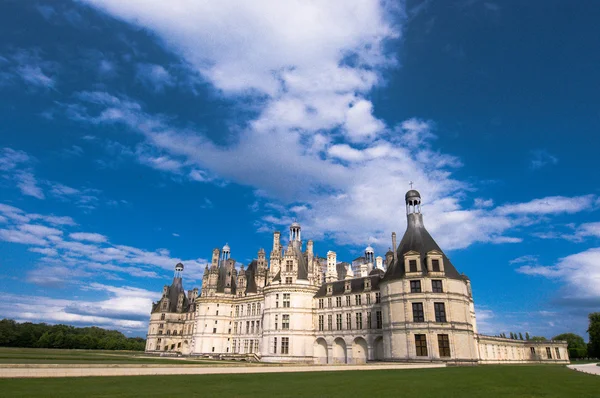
[1,366,599,398]
[0,347,239,365]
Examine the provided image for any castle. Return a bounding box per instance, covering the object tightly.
[145,190,569,364]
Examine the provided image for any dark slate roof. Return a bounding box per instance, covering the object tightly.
[294,244,308,280]
[336,262,349,280]
[383,212,462,281]
[369,268,385,277]
[314,275,382,298]
[272,270,281,282]
[245,260,258,294]
[152,277,190,313]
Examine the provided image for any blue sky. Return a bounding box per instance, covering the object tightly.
[0,0,599,338]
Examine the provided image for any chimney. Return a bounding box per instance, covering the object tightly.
[392,232,398,264]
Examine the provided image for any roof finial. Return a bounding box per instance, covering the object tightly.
[409,181,414,189]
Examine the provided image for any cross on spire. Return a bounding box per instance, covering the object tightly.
[409,181,414,189]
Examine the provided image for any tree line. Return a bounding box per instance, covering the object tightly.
[495,312,600,359]
[0,319,146,351]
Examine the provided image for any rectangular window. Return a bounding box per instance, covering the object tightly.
[213,328,217,333]
[235,305,239,316]
[285,277,293,284]
[375,292,381,303]
[530,347,535,355]
[346,313,352,330]
[273,337,277,354]
[355,295,362,305]
[257,303,261,313]
[367,312,372,329]
[256,321,260,331]
[366,294,371,304]
[336,314,342,330]
[376,311,382,329]
[246,321,250,333]
[233,323,237,334]
[318,315,324,331]
[282,314,290,330]
[555,347,561,359]
[286,260,293,272]
[438,334,450,357]
[328,314,333,330]
[356,312,363,329]
[432,280,443,293]
[409,259,418,272]
[281,337,289,354]
[410,280,421,293]
[412,303,424,322]
[415,334,428,356]
[276,294,279,308]
[346,296,351,306]
[432,259,440,272]
[319,299,324,309]
[328,297,333,308]
[546,347,552,359]
[336,297,342,307]
[274,315,278,330]
[434,302,447,323]
[251,321,255,334]
[283,293,290,307]
[247,305,250,316]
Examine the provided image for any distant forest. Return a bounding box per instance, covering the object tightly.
[0,319,146,351]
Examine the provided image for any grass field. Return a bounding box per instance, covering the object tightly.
[0,347,240,365]
[0,365,599,397]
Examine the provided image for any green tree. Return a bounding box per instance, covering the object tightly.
[588,312,600,358]
[525,332,530,340]
[519,332,524,340]
[553,333,587,359]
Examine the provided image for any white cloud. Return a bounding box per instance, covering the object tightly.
[69,232,108,243]
[495,195,596,216]
[0,148,30,171]
[15,171,45,199]
[516,247,600,300]
[0,286,157,332]
[530,149,558,170]
[0,202,207,286]
[71,1,598,256]
[135,63,175,92]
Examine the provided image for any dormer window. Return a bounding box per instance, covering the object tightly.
[427,251,444,273]
[409,260,417,272]
[364,278,371,291]
[404,252,421,274]
[327,285,333,295]
[345,281,351,292]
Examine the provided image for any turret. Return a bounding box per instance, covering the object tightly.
[237,264,247,296]
[211,248,220,269]
[221,243,230,262]
[326,251,337,282]
[376,256,384,270]
[256,248,267,291]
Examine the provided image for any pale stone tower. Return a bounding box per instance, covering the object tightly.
[380,189,478,362]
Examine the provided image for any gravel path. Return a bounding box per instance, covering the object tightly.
[0,363,445,378]
[567,363,600,376]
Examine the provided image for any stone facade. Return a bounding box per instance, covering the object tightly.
[145,190,569,365]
